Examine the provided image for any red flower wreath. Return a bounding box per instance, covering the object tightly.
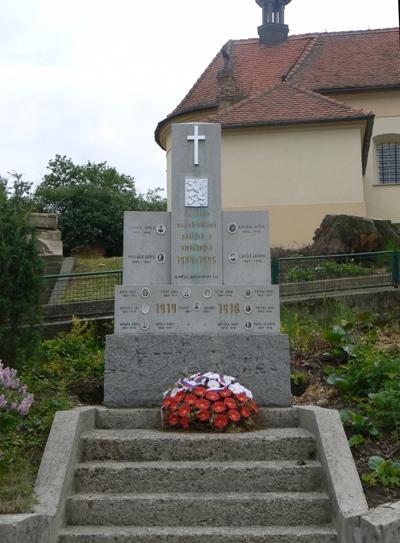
[161,372,259,433]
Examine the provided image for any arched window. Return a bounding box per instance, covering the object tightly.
[375,135,400,185]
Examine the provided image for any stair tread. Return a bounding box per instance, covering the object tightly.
[77,459,321,469]
[60,525,337,535]
[83,427,313,441]
[69,491,329,500]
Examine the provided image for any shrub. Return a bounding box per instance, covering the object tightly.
[362,456,400,488]
[0,175,43,369]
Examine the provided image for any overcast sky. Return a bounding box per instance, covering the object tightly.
[0,0,398,195]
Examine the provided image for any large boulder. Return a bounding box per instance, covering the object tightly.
[311,215,400,255]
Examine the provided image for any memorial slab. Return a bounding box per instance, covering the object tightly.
[223,211,271,284]
[114,284,280,335]
[123,212,171,285]
[171,123,222,285]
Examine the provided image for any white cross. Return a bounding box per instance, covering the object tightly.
[187,125,206,166]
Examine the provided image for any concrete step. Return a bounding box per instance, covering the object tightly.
[95,407,299,430]
[67,492,331,527]
[80,428,315,462]
[58,525,338,543]
[74,460,322,494]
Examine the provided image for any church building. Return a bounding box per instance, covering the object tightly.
[155,0,400,247]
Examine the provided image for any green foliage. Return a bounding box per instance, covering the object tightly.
[324,323,354,360]
[281,307,326,354]
[327,344,400,431]
[285,259,369,283]
[340,409,380,447]
[34,155,166,256]
[0,173,43,369]
[0,320,104,513]
[362,456,400,488]
[291,371,309,386]
[367,385,400,430]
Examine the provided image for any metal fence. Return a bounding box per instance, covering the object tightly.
[272,250,399,296]
[41,251,399,318]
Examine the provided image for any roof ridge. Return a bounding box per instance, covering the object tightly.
[285,36,319,81]
[286,82,372,115]
[207,81,285,120]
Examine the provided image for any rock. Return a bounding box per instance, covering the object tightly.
[311,215,400,255]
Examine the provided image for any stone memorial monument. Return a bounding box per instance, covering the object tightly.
[104,123,291,407]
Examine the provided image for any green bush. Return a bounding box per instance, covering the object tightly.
[34,155,166,255]
[285,259,369,283]
[0,175,43,369]
[0,320,104,513]
[362,456,400,488]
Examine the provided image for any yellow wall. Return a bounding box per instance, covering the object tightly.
[165,123,366,246]
[332,91,400,223]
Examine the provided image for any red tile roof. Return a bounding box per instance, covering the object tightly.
[208,82,371,127]
[172,36,315,115]
[291,29,400,91]
[157,28,399,145]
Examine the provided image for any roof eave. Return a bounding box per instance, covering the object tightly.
[219,114,372,131]
[154,103,218,149]
[318,84,400,94]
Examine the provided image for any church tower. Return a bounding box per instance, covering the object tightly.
[256,0,292,46]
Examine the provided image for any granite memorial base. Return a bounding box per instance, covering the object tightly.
[104,333,291,407]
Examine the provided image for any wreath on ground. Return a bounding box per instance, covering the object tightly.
[161,372,259,432]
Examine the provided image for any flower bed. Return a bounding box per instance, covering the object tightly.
[162,372,258,432]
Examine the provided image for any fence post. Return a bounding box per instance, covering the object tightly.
[271,259,280,285]
[392,251,399,288]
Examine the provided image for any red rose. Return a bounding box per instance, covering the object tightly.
[249,400,258,413]
[184,394,197,406]
[224,397,237,410]
[211,401,226,413]
[236,393,247,404]
[196,399,210,411]
[194,386,207,397]
[220,388,232,398]
[227,409,241,422]
[162,397,172,409]
[179,416,190,429]
[205,391,220,402]
[168,414,179,426]
[213,414,228,430]
[178,405,191,418]
[241,407,251,418]
[196,410,210,422]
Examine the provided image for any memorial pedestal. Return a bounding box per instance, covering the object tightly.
[104,333,291,407]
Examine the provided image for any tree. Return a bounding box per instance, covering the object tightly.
[34,156,166,255]
[0,174,43,370]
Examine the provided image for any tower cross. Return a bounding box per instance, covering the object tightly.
[187,125,206,166]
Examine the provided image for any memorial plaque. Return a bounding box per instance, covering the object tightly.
[123,211,171,285]
[114,284,280,335]
[171,123,222,285]
[223,211,271,284]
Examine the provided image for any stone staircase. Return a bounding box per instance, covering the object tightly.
[58,408,338,543]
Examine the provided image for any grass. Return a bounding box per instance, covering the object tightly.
[0,459,37,514]
[73,257,122,273]
[60,257,123,303]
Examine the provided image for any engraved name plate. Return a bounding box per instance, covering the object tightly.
[123,211,171,285]
[223,211,271,285]
[115,285,280,335]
